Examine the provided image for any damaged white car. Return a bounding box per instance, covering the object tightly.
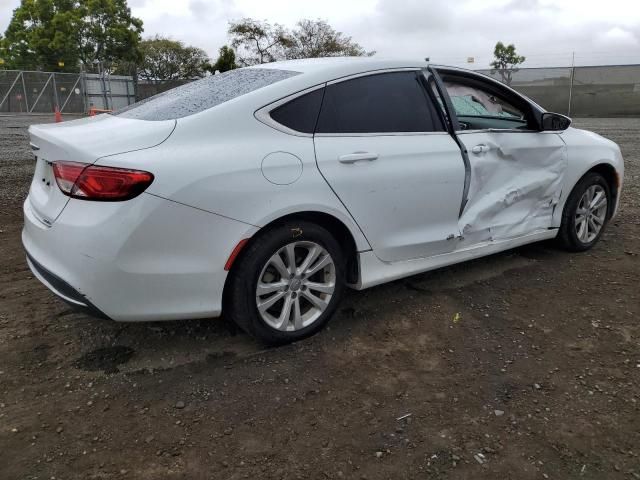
[23,58,624,344]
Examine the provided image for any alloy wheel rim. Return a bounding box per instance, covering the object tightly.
[255,241,336,332]
[575,184,607,243]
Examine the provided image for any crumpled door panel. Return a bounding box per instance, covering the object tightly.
[456,131,567,247]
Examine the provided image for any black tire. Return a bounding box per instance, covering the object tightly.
[225,221,346,345]
[558,172,611,251]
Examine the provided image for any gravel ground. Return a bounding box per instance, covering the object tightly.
[0,115,639,479]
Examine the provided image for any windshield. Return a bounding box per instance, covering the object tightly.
[113,68,300,121]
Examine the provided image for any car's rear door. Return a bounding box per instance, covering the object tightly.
[313,70,466,262]
[432,68,568,247]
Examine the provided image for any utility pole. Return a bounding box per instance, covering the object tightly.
[568,51,575,116]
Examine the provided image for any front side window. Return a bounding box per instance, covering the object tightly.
[441,76,529,131]
[316,71,444,134]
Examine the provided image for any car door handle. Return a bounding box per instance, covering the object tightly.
[338,152,379,164]
[471,144,490,155]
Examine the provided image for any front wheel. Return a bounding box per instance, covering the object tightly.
[225,221,346,345]
[558,172,611,251]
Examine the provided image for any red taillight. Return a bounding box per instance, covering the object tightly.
[52,161,154,201]
[51,161,86,194]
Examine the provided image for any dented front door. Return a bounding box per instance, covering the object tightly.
[454,131,567,247]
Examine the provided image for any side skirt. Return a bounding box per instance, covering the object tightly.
[351,229,558,290]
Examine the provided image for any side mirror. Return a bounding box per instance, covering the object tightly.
[541,112,572,131]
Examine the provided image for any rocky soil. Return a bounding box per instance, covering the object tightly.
[0,116,639,479]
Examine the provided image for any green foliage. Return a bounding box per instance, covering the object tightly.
[2,0,143,72]
[77,0,144,70]
[0,34,7,68]
[138,36,210,82]
[490,41,525,85]
[2,0,80,71]
[211,45,237,73]
[229,18,372,66]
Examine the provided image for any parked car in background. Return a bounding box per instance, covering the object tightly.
[23,57,624,344]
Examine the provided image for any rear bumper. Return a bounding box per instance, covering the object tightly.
[25,252,111,319]
[23,193,258,321]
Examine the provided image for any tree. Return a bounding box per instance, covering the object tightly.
[210,45,237,73]
[2,0,82,71]
[228,18,293,66]
[287,19,374,59]
[138,36,210,82]
[76,0,144,72]
[2,0,143,72]
[490,41,525,85]
[0,34,7,68]
[228,18,373,66]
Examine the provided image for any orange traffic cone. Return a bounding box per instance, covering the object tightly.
[54,106,63,123]
[89,107,96,117]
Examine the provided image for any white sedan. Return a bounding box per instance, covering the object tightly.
[23,58,624,344]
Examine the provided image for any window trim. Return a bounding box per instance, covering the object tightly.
[254,83,326,138]
[422,69,452,131]
[324,67,421,86]
[256,67,448,137]
[316,68,447,137]
[457,128,544,135]
[314,131,451,138]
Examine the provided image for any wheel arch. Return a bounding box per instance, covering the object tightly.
[587,163,619,218]
[554,160,621,227]
[222,210,363,314]
[564,162,620,219]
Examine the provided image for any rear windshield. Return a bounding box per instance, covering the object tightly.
[113,68,300,121]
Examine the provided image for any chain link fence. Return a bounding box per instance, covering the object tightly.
[141,65,640,117]
[0,70,86,114]
[477,64,640,117]
[136,79,190,102]
[2,65,640,117]
[0,70,135,114]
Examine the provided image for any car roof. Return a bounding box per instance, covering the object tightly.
[250,57,430,79]
[246,59,544,114]
[241,57,437,106]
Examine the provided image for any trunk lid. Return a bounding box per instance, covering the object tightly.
[27,115,175,225]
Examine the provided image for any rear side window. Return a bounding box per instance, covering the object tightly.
[316,71,444,134]
[113,68,300,121]
[270,88,324,134]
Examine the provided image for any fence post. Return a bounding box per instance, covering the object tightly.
[100,70,109,110]
[108,75,114,110]
[567,52,575,116]
[52,73,60,110]
[81,73,88,114]
[20,71,29,112]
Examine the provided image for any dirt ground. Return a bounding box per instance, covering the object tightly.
[0,115,638,480]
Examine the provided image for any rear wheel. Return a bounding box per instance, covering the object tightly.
[226,221,345,345]
[558,172,611,251]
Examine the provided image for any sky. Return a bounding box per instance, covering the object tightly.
[1,0,640,68]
